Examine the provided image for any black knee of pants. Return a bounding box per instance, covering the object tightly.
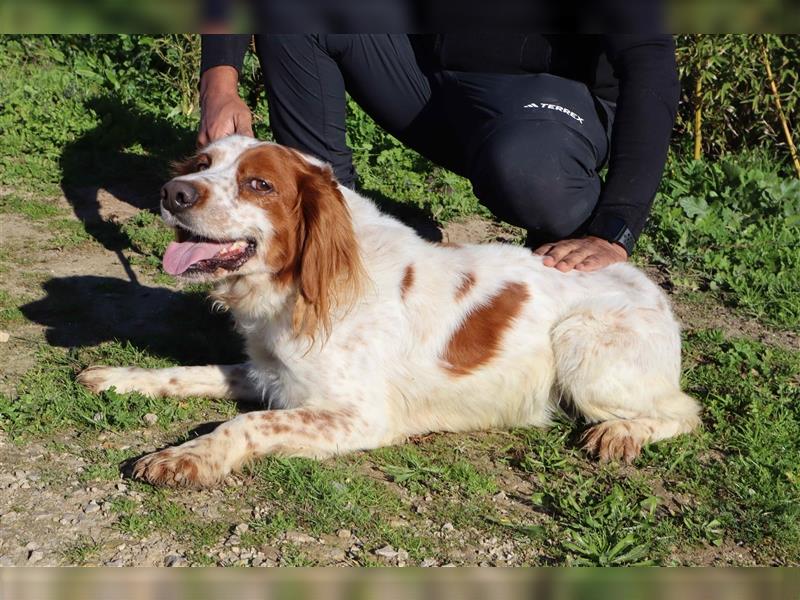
[469,119,602,245]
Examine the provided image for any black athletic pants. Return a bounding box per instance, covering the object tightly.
[255,34,615,246]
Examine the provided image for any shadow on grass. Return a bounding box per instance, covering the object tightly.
[20,275,244,365]
[59,96,196,285]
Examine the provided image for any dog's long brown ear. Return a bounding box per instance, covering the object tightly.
[293,165,364,339]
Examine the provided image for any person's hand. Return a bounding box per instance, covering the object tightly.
[533,236,628,273]
[197,66,254,148]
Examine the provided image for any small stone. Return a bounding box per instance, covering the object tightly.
[374,545,398,559]
[143,413,158,426]
[234,523,249,535]
[321,547,346,562]
[441,522,454,533]
[337,529,351,539]
[0,331,10,343]
[164,555,187,567]
[26,542,40,551]
[420,558,437,568]
[28,551,44,564]
[83,501,101,514]
[285,531,315,544]
[493,491,507,502]
[13,470,25,479]
[259,546,280,562]
[116,483,128,492]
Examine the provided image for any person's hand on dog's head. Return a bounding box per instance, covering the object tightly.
[198,65,254,148]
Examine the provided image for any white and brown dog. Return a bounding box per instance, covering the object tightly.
[78,135,700,488]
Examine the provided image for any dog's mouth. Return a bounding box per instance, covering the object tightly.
[163,228,257,276]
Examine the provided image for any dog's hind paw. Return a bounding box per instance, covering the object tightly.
[582,420,644,464]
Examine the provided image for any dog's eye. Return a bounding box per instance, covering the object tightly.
[249,178,273,193]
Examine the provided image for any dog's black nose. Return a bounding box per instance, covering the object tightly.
[161,180,199,213]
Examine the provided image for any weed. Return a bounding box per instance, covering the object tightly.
[60,538,103,565]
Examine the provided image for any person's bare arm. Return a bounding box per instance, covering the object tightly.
[197,65,254,147]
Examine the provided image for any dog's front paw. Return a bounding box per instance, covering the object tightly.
[132,444,227,488]
[76,365,120,394]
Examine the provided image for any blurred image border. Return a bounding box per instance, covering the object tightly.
[1,0,800,34]
[1,568,800,600]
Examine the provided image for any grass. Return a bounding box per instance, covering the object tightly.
[59,538,103,565]
[0,342,232,439]
[0,290,25,325]
[109,488,230,561]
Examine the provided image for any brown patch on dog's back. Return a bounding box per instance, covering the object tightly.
[441,282,529,376]
[400,264,415,301]
[455,272,476,301]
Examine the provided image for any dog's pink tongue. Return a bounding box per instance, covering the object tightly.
[163,240,228,275]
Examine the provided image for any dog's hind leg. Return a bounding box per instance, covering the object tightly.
[551,300,701,463]
[77,364,259,401]
[131,405,384,488]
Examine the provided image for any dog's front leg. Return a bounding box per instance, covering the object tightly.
[132,406,381,488]
[77,364,258,401]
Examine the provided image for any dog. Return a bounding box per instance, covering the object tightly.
[78,135,700,488]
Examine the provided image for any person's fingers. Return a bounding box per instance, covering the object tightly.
[555,248,594,272]
[532,243,553,256]
[197,128,209,148]
[543,241,579,263]
[575,255,605,272]
[235,112,254,138]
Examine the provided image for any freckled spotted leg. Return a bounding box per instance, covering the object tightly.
[131,406,377,488]
[77,364,259,401]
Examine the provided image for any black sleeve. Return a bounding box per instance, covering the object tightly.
[200,34,252,75]
[585,34,680,245]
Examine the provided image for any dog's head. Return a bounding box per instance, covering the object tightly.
[161,135,363,335]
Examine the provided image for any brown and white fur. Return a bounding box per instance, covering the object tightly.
[78,135,700,488]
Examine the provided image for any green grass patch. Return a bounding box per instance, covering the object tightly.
[247,457,402,536]
[0,342,225,439]
[79,447,138,483]
[374,444,497,498]
[644,330,800,561]
[121,210,174,258]
[0,193,61,220]
[641,152,800,329]
[110,488,229,559]
[60,537,103,565]
[0,290,25,325]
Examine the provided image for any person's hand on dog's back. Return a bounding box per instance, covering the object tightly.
[198,65,254,147]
